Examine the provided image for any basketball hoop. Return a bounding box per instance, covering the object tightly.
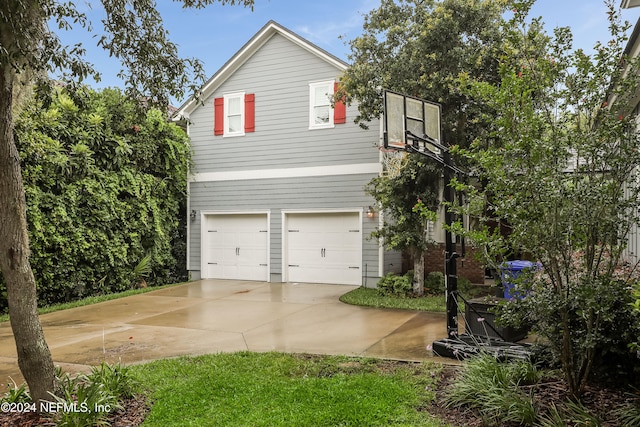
[379,146,408,178]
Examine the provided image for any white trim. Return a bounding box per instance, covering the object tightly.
[186,181,191,271]
[190,163,381,183]
[281,209,363,285]
[223,92,245,137]
[378,210,384,278]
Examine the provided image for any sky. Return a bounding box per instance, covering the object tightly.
[56,0,640,106]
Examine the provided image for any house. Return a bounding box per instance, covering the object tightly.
[618,2,640,265]
[622,0,640,8]
[174,20,401,286]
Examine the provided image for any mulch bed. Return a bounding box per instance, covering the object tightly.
[428,365,640,426]
[0,395,149,427]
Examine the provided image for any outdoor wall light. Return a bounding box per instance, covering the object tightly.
[367,206,376,218]
[190,209,197,221]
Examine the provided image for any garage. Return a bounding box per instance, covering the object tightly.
[284,211,362,285]
[201,213,269,281]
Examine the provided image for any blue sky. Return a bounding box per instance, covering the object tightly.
[58,0,640,104]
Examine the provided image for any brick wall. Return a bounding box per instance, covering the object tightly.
[402,243,486,284]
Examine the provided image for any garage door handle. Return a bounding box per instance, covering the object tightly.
[259,263,268,266]
[348,266,360,269]
[288,264,299,267]
[208,262,218,265]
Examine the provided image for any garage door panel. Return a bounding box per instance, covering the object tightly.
[324,247,359,265]
[285,212,362,285]
[203,214,268,281]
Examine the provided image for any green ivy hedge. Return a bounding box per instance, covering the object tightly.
[2,85,190,310]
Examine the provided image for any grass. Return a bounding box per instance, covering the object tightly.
[130,352,445,427]
[340,286,452,312]
[0,282,185,323]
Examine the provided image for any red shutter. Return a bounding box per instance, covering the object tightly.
[245,93,255,133]
[334,82,346,124]
[214,97,224,135]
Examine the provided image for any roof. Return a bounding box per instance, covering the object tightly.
[174,20,348,119]
[624,18,640,58]
[621,0,640,8]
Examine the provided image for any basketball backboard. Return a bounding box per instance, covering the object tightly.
[383,90,442,155]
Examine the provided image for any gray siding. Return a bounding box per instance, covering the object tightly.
[186,28,388,284]
[189,174,380,280]
[188,33,380,175]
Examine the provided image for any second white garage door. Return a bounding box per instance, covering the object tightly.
[285,212,362,285]
[202,213,269,281]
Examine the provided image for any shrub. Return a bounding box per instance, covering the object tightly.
[444,353,539,425]
[376,272,413,297]
[4,85,191,311]
[88,362,138,399]
[498,251,640,390]
[538,399,602,427]
[0,379,30,404]
[425,272,445,294]
[616,402,640,427]
[51,363,137,426]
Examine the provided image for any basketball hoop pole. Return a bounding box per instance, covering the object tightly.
[405,134,461,338]
[382,89,463,338]
[383,89,534,361]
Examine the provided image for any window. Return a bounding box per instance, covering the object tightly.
[226,93,244,136]
[309,81,346,129]
[214,92,255,136]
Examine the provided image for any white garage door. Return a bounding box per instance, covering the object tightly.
[285,212,362,285]
[202,214,268,281]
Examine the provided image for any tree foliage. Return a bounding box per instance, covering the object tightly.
[367,157,440,254]
[5,85,190,310]
[367,157,441,294]
[343,0,507,294]
[2,0,253,108]
[339,0,507,148]
[0,0,253,404]
[454,0,640,397]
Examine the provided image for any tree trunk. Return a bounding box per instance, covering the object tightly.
[0,66,56,405]
[412,249,425,296]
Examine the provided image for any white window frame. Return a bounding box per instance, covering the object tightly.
[224,92,245,137]
[309,81,334,130]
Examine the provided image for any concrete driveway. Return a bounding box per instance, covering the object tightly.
[0,280,453,386]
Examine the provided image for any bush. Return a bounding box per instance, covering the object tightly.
[498,254,640,389]
[2,85,191,311]
[445,354,539,425]
[425,272,445,294]
[377,272,413,298]
[0,363,138,426]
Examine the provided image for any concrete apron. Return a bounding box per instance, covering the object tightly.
[0,280,456,389]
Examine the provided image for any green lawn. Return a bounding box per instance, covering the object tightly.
[340,286,453,312]
[131,352,445,427]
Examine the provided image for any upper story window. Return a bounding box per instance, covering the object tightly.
[309,81,334,129]
[308,80,347,130]
[225,93,244,136]
[214,92,255,137]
